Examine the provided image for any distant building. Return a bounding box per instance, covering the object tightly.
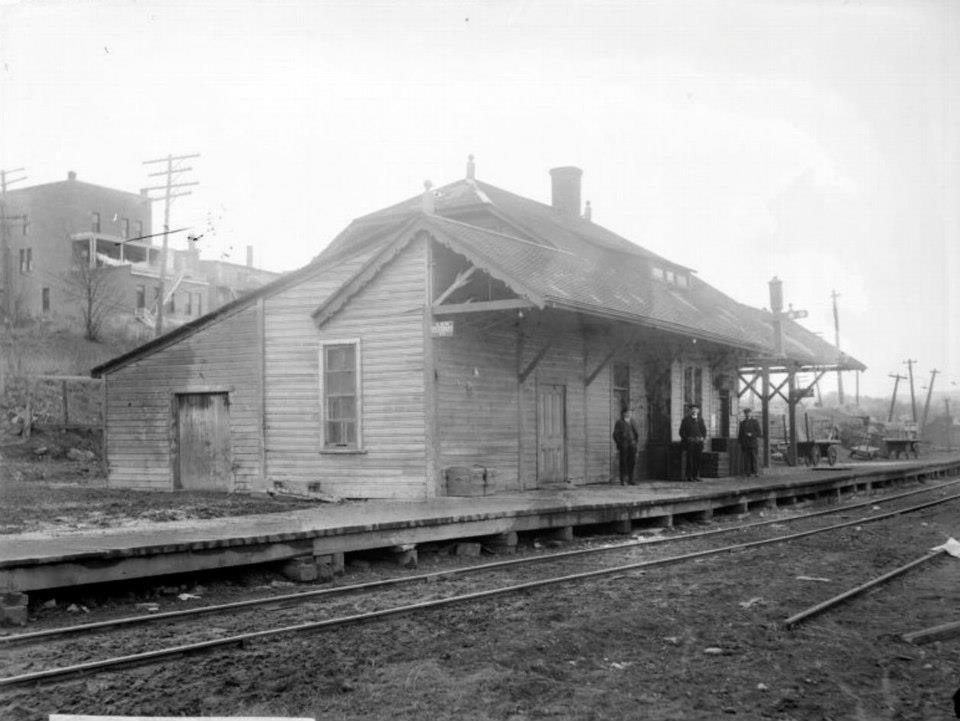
[0,171,278,332]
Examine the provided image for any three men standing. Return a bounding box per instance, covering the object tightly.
[679,404,707,482]
[738,408,762,477]
[613,408,640,485]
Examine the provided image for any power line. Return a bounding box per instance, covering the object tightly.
[141,153,199,336]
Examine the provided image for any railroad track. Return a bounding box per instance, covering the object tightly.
[2,477,960,689]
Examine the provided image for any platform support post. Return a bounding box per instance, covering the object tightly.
[0,592,28,626]
[486,532,518,555]
[314,552,345,580]
[551,526,574,542]
[393,544,418,568]
[761,365,771,468]
[280,555,320,583]
[612,518,632,534]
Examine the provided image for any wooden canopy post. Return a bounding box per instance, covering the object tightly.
[761,365,771,468]
[787,367,798,466]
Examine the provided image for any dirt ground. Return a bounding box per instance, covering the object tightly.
[2,482,960,719]
[0,431,320,534]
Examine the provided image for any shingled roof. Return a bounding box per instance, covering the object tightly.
[319,170,864,371]
[94,166,865,376]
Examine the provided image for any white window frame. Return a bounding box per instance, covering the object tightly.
[318,338,363,451]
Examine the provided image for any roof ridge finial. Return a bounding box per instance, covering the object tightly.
[466,154,476,181]
[422,179,435,214]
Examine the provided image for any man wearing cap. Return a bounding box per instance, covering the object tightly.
[738,408,762,477]
[679,404,708,482]
[613,408,640,485]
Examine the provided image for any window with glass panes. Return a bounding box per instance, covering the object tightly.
[613,363,630,413]
[683,365,703,409]
[323,343,359,448]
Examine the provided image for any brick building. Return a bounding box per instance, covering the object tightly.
[0,171,278,333]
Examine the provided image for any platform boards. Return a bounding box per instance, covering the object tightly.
[2,458,959,598]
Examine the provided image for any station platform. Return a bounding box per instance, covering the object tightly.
[2,457,959,596]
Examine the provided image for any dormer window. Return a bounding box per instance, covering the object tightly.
[651,265,689,289]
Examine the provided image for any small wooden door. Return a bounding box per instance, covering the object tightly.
[537,384,566,485]
[176,392,232,491]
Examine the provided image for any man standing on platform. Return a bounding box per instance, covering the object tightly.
[613,408,640,485]
[679,404,707,482]
[738,408,762,477]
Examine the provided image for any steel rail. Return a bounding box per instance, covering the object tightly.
[2,476,958,647]
[783,550,947,628]
[3,489,960,689]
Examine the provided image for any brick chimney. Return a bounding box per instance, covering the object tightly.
[549,166,582,220]
[67,170,77,181]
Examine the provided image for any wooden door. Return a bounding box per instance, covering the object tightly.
[537,384,566,485]
[176,392,232,491]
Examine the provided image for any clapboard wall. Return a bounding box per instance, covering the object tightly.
[263,238,429,499]
[103,303,262,491]
[433,313,521,493]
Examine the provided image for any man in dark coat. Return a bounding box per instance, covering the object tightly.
[679,404,708,482]
[738,408,762,477]
[613,408,640,485]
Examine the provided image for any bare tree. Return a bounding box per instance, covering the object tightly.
[62,259,126,341]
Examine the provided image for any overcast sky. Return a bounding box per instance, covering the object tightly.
[1,0,957,399]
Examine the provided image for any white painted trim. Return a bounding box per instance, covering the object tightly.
[318,337,363,451]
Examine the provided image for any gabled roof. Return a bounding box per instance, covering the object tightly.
[312,213,859,369]
[321,177,685,270]
[91,243,384,377]
[94,169,865,376]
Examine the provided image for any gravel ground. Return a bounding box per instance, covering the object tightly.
[3,482,960,720]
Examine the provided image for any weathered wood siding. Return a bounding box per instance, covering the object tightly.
[518,314,588,487]
[263,239,428,499]
[103,304,262,491]
[584,345,613,484]
[669,356,735,440]
[434,314,521,493]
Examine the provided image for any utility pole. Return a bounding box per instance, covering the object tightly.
[855,370,860,407]
[888,372,906,423]
[945,398,953,452]
[921,369,939,434]
[142,153,199,336]
[904,359,918,423]
[0,167,28,321]
[831,290,844,405]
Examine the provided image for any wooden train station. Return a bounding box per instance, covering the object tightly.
[91,160,864,500]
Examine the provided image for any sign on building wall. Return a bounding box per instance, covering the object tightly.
[431,320,454,337]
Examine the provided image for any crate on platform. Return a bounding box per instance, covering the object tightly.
[700,451,730,478]
[445,465,494,497]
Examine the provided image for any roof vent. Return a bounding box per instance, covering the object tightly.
[549,166,582,220]
[422,180,435,214]
[466,154,476,180]
[67,170,77,181]
[583,200,592,222]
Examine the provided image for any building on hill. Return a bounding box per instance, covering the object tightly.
[0,171,278,333]
[92,158,864,497]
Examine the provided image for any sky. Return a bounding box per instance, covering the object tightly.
[1,0,957,399]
